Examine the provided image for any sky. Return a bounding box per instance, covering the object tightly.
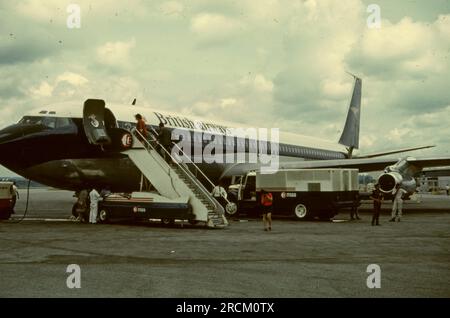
[0,0,449,177]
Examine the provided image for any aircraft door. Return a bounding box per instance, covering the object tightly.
[83,99,111,145]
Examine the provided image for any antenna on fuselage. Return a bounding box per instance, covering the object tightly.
[132,98,136,105]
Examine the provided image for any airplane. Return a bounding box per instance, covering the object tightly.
[0,75,449,201]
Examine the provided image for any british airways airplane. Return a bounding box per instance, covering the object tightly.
[0,76,448,196]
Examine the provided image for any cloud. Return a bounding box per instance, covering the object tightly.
[56,72,88,86]
[190,13,242,40]
[0,0,449,162]
[29,81,54,97]
[321,79,353,100]
[96,38,136,67]
[14,0,150,22]
[220,98,237,108]
[347,15,450,78]
[240,74,274,93]
[15,0,67,22]
[27,72,88,99]
[0,32,61,65]
[160,1,184,17]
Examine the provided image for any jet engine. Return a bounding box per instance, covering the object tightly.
[377,158,420,195]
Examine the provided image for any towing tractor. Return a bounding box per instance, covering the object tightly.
[0,181,14,220]
[226,169,360,220]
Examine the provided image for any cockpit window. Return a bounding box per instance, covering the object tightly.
[18,116,74,129]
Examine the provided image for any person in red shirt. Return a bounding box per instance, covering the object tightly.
[260,189,273,231]
[135,114,148,139]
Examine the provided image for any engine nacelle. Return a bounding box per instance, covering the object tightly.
[377,158,420,196]
[378,172,403,193]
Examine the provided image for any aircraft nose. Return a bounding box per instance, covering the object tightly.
[0,124,24,145]
[0,125,24,167]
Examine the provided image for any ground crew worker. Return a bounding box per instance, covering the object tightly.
[261,189,273,231]
[370,183,383,226]
[446,184,449,196]
[10,182,19,212]
[390,184,407,222]
[212,181,227,207]
[350,206,361,220]
[158,122,173,164]
[89,188,101,224]
[135,114,148,140]
[75,189,89,222]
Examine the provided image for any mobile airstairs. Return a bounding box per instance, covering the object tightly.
[122,129,228,228]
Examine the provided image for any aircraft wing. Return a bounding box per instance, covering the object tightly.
[416,167,450,177]
[355,145,435,158]
[282,157,450,172]
[220,156,450,177]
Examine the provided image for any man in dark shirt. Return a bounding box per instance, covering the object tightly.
[157,122,173,164]
[370,183,384,226]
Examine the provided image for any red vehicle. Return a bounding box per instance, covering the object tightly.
[0,181,14,220]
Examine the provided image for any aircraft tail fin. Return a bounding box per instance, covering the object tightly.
[339,74,362,157]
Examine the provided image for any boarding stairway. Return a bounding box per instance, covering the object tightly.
[122,129,228,228]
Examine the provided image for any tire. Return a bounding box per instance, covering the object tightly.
[161,218,175,226]
[225,201,238,217]
[98,208,109,223]
[293,203,310,220]
[225,194,239,217]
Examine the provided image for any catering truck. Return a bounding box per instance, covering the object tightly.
[226,169,360,220]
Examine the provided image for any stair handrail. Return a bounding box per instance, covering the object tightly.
[130,129,171,176]
[133,128,223,215]
[148,126,232,206]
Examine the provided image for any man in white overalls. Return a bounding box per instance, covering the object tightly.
[390,184,407,222]
[89,188,101,224]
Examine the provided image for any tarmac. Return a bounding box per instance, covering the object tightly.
[0,189,449,297]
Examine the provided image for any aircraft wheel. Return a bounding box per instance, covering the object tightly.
[293,203,310,220]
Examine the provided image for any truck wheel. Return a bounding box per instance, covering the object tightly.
[98,209,109,223]
[294,203,309,220]
[161,218,175,226]
[225,202,238,217]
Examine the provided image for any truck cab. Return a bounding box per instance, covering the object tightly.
[227,172,258,216]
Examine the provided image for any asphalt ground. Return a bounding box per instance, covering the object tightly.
[0,190,449,297]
